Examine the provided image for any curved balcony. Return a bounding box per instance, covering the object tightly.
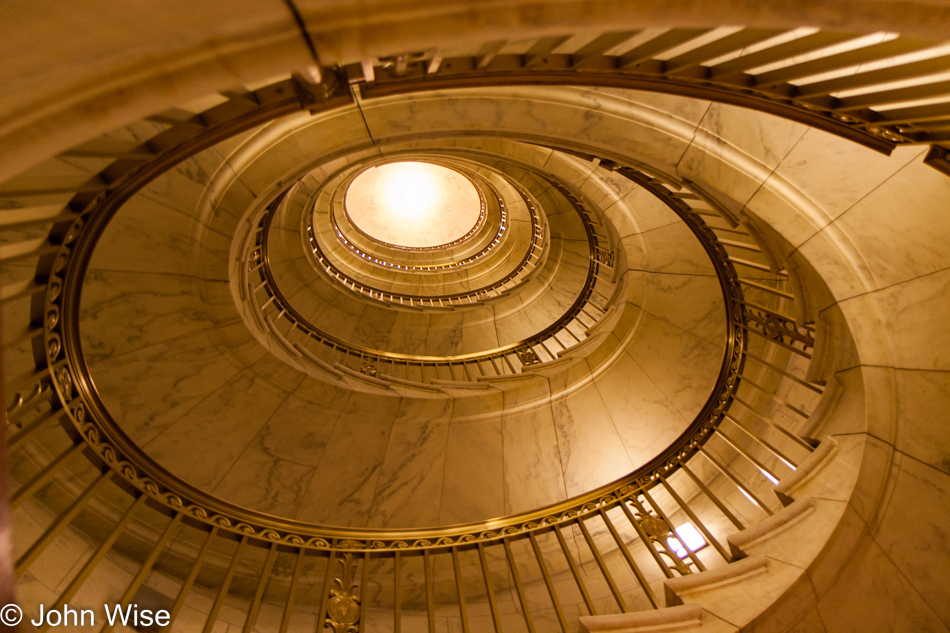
[2,7,950,633]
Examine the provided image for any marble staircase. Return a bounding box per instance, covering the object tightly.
[580,437,850,633]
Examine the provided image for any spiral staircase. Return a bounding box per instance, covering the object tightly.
[2,3,950,632]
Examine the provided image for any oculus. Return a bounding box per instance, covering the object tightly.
[345,161,481,248]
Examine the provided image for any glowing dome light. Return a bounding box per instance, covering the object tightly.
[375,162,444,221]
[345,161,482,248]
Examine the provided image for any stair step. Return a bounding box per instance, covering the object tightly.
[728,496,816,560]
[580,604,706,632]
[774,436,839,506]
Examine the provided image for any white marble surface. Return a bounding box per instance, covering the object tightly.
[551,384,635,497]
[502,406,569,515]
[66,85,744,534]
[871,453,950,627]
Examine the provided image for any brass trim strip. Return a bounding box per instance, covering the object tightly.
[26,75,757,555]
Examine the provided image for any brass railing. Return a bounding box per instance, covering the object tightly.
[353,29,950,152]
[243,166,615,381]
[304,154,538,294]
[0,60,846,632]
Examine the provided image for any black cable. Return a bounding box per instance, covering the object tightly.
[351,86,385,159]
[280,0,323,66]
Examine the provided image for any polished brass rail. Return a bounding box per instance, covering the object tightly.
[350,29,950,152]
[245,165,613,375]
[304,154,541,295]
[2,68,833,632]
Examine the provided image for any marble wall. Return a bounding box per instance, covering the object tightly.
[7,42,950,630]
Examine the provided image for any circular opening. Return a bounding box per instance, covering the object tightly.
[345,161,482,248]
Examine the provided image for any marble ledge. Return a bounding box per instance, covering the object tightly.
[665,554,769,607]
[774,437,838,506]
[728,496,816,560]
[579,604,734,633]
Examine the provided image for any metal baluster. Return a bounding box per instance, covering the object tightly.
[16,469,113,577]
[477,543,504,632]
[242,543,278,633]
[100,512,182,633]
[7,406,65,452]
[553,524,596,615]
[37,495,147,633]
[394,551,402,633]
[576,517,627,611]
[202,535,248,633]
[503,540,536,633]
[615,499,675,579]
[163,526,219,632]
[11,441,85,508]
[451,547,470,633]
[657,473,731,563]
[680,462,745,530]
[731,396,815,452]
[714,429,781,485]
[528,532,569,631]
[744,351,823,394]
[722,413,798,469]
[280,549,307,633]
[699,447,774,516]
[315,550,337,633]
[423,550,435,633]
[598,508,659,607]
[359,552,372,633]
[641,489,706,573]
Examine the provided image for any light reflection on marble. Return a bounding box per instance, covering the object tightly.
[502,406,569,515]
[626,314,724,416]
[551,385,634,497]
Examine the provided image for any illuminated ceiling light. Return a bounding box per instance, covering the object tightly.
[376,162,443,221]
[667,522,708,558]
[345,161,481,248]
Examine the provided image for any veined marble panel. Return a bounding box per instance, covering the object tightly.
[626,222,717,276]
[626,313,723,418]
[368,399,453,528]
[211,433,317,519]
[591,352,691,468]
[677,103,808,207]
[773,130,923,222]
[143,372,289,493]
[812,154,950,291]
[629,271,727,347]
[816,527,948,633]
[837,267,950,371]
[502,405,568,515]
[893,369,950,475]
[386,311,431,356]
[872,453,950,627]
[551,384,634,497]
[79,270,218,364]
[90,196,224,277]
[439,419,506,525]
[294,411,396,528]
[89,329,242,447]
